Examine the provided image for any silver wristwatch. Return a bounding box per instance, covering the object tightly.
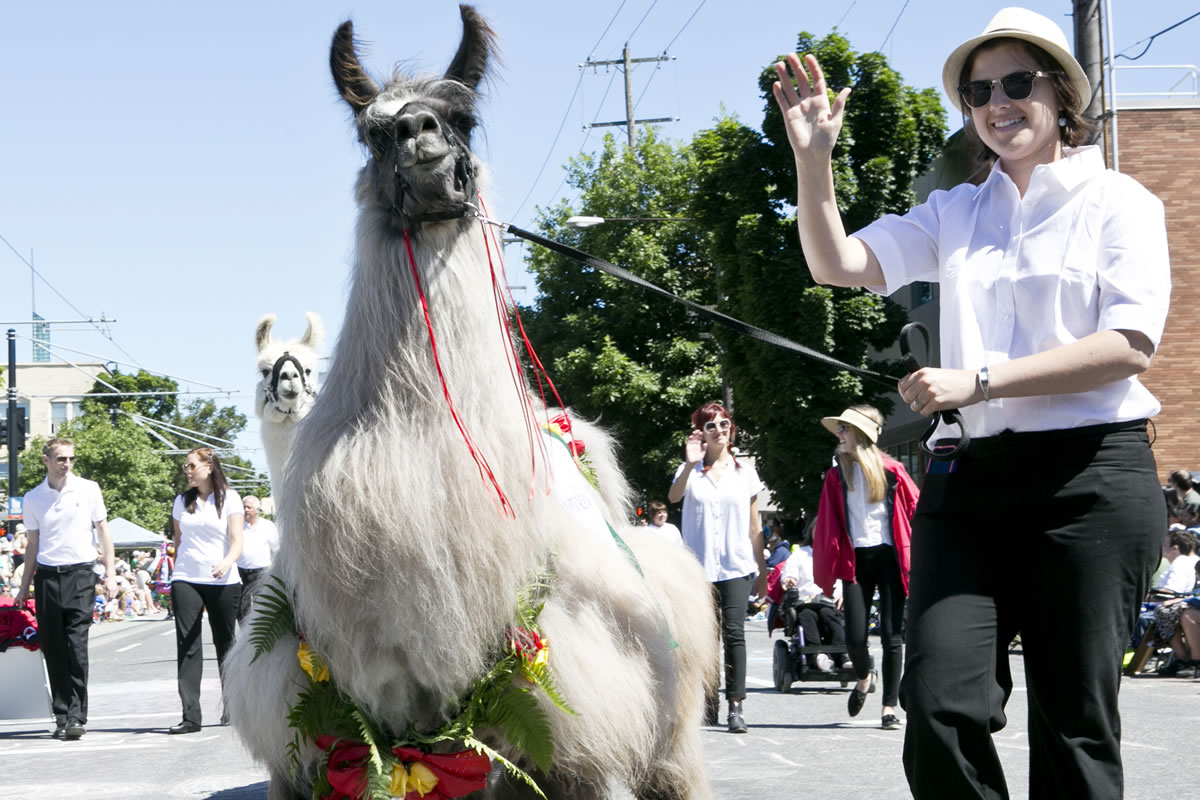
[978,365,990,402]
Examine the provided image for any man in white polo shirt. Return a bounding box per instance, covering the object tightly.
[15,437,115,740]
[235,494,279,622]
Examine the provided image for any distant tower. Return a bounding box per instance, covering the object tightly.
[31,312,49,362]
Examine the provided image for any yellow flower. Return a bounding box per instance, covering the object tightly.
[297,641,330,682]
[409,763,439,796]
[532,639,549,669]
[390,762,439,797]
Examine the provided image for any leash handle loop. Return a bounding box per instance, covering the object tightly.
[899,321,970,462]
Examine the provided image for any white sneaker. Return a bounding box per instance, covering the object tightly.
[815,654,833,672]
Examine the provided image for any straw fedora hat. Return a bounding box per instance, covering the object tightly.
[820,408,882,444]
[941,7,1091,115]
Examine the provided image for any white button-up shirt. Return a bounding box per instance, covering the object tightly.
[856,145,1170,437]
[676,459,763,582]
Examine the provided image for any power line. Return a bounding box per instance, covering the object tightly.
[878,0,912,52]
[0,229,145,368]
[510,0,631,223]
[627,0,659,42]
[661,0,706,54]
[588,0,628,56]
[835,0,858,30]
[1113,11,1200,62]
[510,72,587,224]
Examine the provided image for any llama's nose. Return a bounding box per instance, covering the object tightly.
[394,107,441,142]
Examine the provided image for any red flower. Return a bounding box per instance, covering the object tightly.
[393,746,491,798]
[548,413,572,433]
[314,736,490,800]
[567,439,586,457]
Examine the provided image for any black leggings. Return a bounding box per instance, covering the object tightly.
[713,574,753,701]
[843,544,906,707]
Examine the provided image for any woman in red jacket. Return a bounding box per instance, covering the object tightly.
[814,405,918,730]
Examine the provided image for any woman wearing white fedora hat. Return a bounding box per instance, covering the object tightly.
[813,405,918,731]
[773,6,1169,799]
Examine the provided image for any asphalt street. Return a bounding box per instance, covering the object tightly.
[0,613,1194,799]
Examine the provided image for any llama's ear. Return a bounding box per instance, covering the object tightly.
[255,314,277,353]
[300,312,326,353]
[331,20,380,113]
[444,4,498,91]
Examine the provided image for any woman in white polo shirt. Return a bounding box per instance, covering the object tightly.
[168,447,243,735]
[669,401,768,734]
[772,7,1169,798]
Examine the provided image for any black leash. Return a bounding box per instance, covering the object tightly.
[503,224,903,391]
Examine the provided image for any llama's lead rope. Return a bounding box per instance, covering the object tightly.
[479,216,903,391]
[402,228,514,519]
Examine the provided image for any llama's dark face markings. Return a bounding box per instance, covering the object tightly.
[331,5,496,225]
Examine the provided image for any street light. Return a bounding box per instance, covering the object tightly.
[564,215,694,228]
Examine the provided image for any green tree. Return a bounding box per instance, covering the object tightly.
[522,31,945,517]
[521,129,722,502]
[690,31,946,515]
[19,414,176,532]
[85,369,178,420]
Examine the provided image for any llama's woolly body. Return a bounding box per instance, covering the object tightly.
[223,9,717,799]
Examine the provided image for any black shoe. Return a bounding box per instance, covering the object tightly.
[727,704,748,734]
[847,670,876,717]
[881,713,902,730]
[51,722,67,739]
[168,720,201,735]
[64,721,86,740]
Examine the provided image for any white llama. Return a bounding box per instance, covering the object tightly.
[224,8,717,800]
[254,312,324,493]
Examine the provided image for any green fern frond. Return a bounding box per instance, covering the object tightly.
[350,708,387,777]
[522,662,576,716]
[486,686,553,773]
[462,735,547,800]
[249,577,298,662]
[288,684,359,743]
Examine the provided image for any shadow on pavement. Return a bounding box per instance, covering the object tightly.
[205,783,269,799]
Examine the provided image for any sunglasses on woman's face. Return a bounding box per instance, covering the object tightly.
[957,70,1060,109]
[703,419,731,433]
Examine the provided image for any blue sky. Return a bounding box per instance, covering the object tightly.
[2,1,1196,472]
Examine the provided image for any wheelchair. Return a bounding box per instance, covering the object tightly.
[769,585,864,693]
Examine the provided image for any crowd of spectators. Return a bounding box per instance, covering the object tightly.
[91,549,168,622]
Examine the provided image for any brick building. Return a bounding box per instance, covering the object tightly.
[1112,104,1200,480]
[878,93,1200,485]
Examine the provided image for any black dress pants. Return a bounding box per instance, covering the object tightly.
[236,567,266,623]
[843,544,906,707]
[172,580,241,725]
[34,564,95,725]
[901,422,1164,800]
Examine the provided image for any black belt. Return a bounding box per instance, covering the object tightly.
[238,567,265,576]
[38,561,95,574]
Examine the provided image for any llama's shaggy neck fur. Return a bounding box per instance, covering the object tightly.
[278,172,572,726]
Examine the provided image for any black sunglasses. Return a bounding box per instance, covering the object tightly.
[957,70,1061,109]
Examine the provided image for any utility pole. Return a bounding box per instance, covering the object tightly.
[583,44,674,147]
[7,329,17,538]
[1073,0,1106,148]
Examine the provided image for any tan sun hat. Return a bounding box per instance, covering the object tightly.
[821,408,882,444]
[941,7,1091,115]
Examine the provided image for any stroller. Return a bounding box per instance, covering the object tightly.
[766,562,862,692]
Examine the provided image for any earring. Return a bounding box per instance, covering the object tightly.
[1058,115,1067,127]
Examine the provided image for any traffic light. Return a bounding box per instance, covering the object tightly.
[0,408,27,451]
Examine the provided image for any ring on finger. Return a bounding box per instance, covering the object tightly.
[910,400,920,411]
